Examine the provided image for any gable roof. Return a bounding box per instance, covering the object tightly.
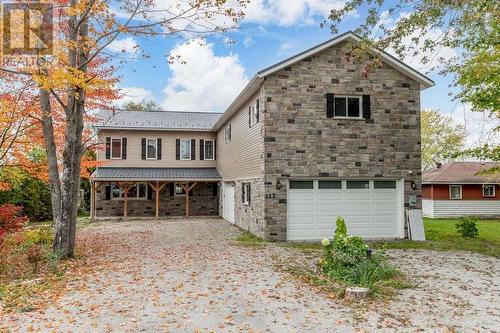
[95,110,222,131]
[213,31,434,130]
[423,162,500,184]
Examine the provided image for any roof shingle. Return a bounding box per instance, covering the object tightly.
[423,162,500,184]
[91,167,221,180]
[94,110,222,131]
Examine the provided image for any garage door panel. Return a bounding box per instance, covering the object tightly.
[288,180,402,240]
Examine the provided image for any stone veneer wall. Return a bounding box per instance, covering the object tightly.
[95,182,218,217]
[232,178,265,238]
[262,41,422,241]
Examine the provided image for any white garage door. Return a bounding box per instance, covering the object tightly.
[287,180,403,240]
[223,182,235,223]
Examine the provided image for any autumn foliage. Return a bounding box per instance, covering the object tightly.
[0,204,28,238]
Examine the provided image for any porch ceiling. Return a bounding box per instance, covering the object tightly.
[91,167,221,182]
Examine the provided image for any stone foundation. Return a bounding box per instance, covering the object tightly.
[95,182,219,217]
[233,178,265,238]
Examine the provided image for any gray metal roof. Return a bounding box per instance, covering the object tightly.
[95,110,222,131]
[91,167,221,180]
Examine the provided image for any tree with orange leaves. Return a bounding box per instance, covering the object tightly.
[0,0,246,258]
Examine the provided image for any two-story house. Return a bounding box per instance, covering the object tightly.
[90,31,434,241]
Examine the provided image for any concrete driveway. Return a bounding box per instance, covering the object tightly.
[1,218,498,332]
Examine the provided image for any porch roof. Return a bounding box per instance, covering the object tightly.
[91,167,221,181]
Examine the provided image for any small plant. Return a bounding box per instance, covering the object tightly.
[455,217,479,238]
[0,204,28,239]
[24,227,53,246]
[26,245,44,273]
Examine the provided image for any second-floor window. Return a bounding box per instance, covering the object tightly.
[334,96,362,118]
[204,140,214,160]
[180,139,191,160]
[224,124,231,143]
[111,138,122,159]
[146,139,157,159]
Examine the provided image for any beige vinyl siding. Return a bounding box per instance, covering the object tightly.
[216,92,264,180]
[97,130,217,167]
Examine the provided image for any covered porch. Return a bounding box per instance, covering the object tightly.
[89,167,221,219]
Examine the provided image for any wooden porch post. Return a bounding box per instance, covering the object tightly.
[181,182,198,217]
[148,181,169,219]
[118,182,134,220]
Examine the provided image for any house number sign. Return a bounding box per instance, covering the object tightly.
[265,193,276,199]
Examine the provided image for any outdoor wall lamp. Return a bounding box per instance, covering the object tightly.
[411,180,416,190]
[276,179,282,190]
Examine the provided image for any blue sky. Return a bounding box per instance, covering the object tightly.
[107,0,497,147]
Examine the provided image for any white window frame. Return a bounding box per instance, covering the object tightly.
[483,185,495,197]
[111,182,148,200]
[110,138,122,159]
[204,139,214,160]
[449,185,462,200]
[180,139,191,160]
[146,138,157,160]
[225,124,231,143]
[175,183,187,196]
[250,103,258,126]
[333,95,363,119]
[242,183,250,205]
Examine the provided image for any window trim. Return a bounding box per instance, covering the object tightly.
[204,139,215,160]
[111,182,148,200]
[333,95,363,119]
[242,183,250,205]
[449,185,462,200]
[174,182,187,197]
[146,138,157,160]
[180,139,191,160]
[483,185,495,197]
[110,138,122,160]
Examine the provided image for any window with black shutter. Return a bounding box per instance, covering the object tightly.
[105,137,111,159]
[157,138,162,160]
[191,139,195,160]
[121,138,127,159]
[200,139,204,160]
[141,138,146,160]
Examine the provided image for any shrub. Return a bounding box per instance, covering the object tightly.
[455,217,479,238]
[24,227,53,246]
[26,245,44,273]
[320,216,398,291]
[0,204,28,239]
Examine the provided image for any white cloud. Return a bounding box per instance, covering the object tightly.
[243,0,347,26]
[119,87,154,105]
[162,39,249,111]
[243,36,254,47]
[107,37,139,55]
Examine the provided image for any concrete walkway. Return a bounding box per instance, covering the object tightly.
[1,218,498,332]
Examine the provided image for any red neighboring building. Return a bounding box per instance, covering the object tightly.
[422,162,500,218]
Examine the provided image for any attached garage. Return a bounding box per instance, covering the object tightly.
[287,179,404,240]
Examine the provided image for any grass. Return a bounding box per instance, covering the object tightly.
[373,218,500,257]
[234,230,265,247]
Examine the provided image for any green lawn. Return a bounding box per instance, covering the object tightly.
[373,218,500,257]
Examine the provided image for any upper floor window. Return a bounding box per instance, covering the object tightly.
[334,96,361,119]
[111,138,122,159]
[249,101,259,127]
[180,139,191,160]
[204,140,214,160]
[146,139,157,159]
[224,124,232,143]
[483,185,495,197]
[449,185,462,199]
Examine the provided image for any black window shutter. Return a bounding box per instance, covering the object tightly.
[200,139,204,160]
[147,185,153,200]
[248,183,251,204]
[214,140,217,160]
[229,124,231,140]
[242,184,245,203]
[256,99,260,123]
[105,182,111,200]
[141,138,146,160]
[105,137,111,159]
[362,95,371,119]
[191,139,195,160]
[169,183,175,197]
[157,138,162,160]
[213,183,218,196]
[175,139,180,160]
[122,138,127,159]
[248,106,251,127]
[326,93,334,118]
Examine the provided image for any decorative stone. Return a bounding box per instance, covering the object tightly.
[345,287,369,300]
